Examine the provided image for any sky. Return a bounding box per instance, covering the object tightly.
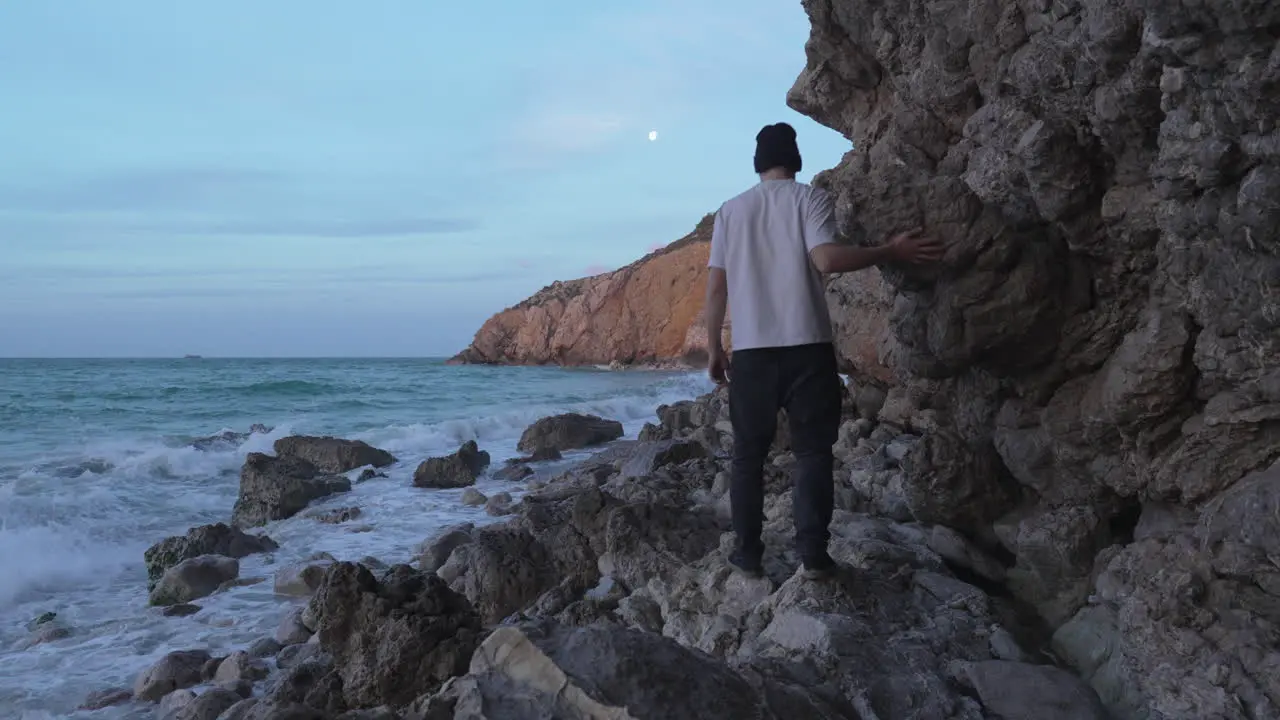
[0,1,851,357]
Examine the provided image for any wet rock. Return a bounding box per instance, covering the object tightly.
[218,576,266,592]
[247,637,283,658]
[277,643,324,670]
[218,679,255,700]
[170,688,242,720]
[15,613,72,649]
[134,649,212,702]
[260,654,344,715]
[460,488,487,507]
[190,424,271,452]
[494,463,534,481]
[274,554,337,597]
[305,562,483,708]
[158,689,196,717]
[304,506,363,524]
[216,699,258,720]
[232,454,352,528]
[507,447,564,464]
[517,413,623,453]
[412,441,490,489]
[357,469,386,483]
[79,687,133,711]
[163,603,202,618]
[275,608,315,646]
[149,555,240,606]
[273,436,396,474]
[27,611,57,630]
[215,651,270,684]
[201,656,225,683]
[484,492,514,516]
[416,524,475,574]
[144,523,278,589]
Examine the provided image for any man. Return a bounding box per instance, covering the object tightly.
[703,122,944,580]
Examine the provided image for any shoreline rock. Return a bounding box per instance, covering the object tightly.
[517,413,624,454]
[149,555,240,607]
[273,436,396,474]
[232,453,352,528]
[144,523,278,590]
[412,441,491,489]
[116,388,1123,719]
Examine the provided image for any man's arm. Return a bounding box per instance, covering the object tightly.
[705,207,729,356]
[803,189,944,272]
[801,188,882,273]
[705,266,728,353]
[809,243,896,274]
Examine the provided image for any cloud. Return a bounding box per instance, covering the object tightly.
[143,216,477,238]
[0,165,478,239]
[0,167,279,214]
[514,110,626,155]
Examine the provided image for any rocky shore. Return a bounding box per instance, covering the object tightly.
[67,384,1135,720]
[49,0,1277,715]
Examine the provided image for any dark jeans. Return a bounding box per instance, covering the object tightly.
[729,342,842,564]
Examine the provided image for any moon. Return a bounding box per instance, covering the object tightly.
[648,130,658,142]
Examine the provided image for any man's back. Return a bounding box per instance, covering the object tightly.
[709,178,835,351]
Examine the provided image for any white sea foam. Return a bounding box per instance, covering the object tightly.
[0,368,712,718]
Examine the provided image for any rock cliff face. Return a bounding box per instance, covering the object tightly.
[451,215,729,367]
[790,0,1280,717]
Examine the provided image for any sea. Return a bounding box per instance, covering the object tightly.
[0,358,712,719]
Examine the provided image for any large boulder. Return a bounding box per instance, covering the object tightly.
[149,555,240,607]
[305,562,484,708]
[412,441,490,489]
[274,553,337,597]
[786,0,1280,717]
[169,687,243,720]
[617,439,709,479]
[273,436,396,474]
[144,523,278,589]
[517,413,624,453]
[416,523,476,574]
[412,621,855,720]
[437,524,564,625]
[232,453,352,528]
[134,649,213,702]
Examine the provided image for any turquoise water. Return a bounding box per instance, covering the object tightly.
[0,358,711,718]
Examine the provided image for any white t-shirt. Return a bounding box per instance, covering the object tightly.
[708,178,836,351]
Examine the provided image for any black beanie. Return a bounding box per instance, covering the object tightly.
[753,122,802,174]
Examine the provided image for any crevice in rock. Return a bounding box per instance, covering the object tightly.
[1107,498,1143,546]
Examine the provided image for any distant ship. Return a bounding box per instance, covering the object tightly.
[183,354,203,359]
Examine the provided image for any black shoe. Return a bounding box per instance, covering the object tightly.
[801,553,837,581]
[729,549,764,578]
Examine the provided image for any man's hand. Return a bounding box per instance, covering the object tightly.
[887,228,946,264]
[708,347,731,385]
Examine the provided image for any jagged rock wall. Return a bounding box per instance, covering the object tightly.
[790,0,1280,717]
[451,215,729,367]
